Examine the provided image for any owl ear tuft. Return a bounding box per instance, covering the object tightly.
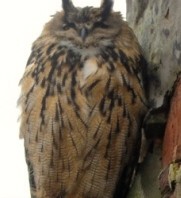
[62,0,75,14]
[100,0,113,21]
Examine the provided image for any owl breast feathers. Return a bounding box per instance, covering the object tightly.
[18,0,148,197]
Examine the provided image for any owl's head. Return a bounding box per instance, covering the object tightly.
[43,0,123,48]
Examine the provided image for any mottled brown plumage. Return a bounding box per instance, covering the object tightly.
[18,0,148,197]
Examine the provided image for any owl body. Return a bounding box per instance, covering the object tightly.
[19,0,147,197]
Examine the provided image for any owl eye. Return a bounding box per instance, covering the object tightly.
[62,22,76,30]
[93,21,109,29]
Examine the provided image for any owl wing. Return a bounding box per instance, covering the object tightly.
[111,52,148,197]
[19,44,90,198]
[77,50,147,198]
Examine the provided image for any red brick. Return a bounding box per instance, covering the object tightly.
[162,76,181,166]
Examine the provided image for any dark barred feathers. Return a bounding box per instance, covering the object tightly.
[18,0,148,198]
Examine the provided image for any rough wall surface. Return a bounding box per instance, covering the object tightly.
[126,0,181,107]
[126,0,181,197]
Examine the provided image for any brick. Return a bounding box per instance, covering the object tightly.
[162,76,181,166]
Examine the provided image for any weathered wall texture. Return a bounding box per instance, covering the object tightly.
[126,0,181,107]
[126,0,181,197]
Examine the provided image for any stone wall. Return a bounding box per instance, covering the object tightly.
[126,0,181,197]
[126,0,181,107]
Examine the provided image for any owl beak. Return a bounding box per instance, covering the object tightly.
[80,27,88,41]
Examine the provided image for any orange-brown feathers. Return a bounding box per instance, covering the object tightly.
[18,0,147,197]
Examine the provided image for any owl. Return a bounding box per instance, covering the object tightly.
[18,0,148,197]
